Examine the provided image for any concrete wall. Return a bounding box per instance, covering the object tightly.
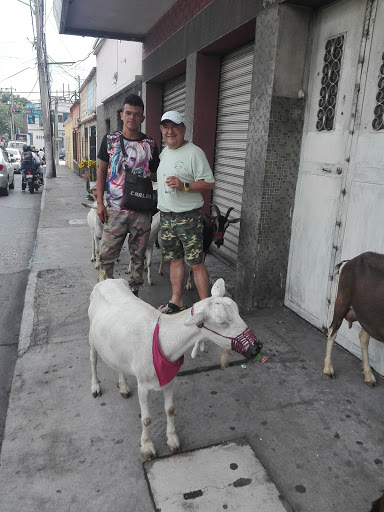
[142,0,285,83]
[95,39,142,107]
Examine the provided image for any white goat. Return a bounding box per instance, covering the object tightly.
[145,211,161,285]
[88,278,262,460]
[82,201,103,269]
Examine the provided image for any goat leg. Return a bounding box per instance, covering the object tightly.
[138,382,157,460]
[90,345,102,397]
[323,326,337,379]
[117,372,131,398]
[163,385,180,454]
[359,328,376,387]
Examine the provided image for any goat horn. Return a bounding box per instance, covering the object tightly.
[225,207,234,220]
[211,204,221,217]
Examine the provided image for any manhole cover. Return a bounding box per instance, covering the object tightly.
[145,441,288,511]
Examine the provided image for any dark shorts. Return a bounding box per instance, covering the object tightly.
[160,208,204,266]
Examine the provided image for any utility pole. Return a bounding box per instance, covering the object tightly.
[34,0,56,178]
[55,98,59,166]
[10,88,15,140]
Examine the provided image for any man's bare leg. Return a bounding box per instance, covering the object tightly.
[191,262,210,300]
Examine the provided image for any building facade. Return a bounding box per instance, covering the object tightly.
[79,67,97,162]
[55,0,384,375]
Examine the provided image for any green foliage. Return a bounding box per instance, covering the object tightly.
[0,93,30,137]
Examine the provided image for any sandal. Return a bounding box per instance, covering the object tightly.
[158,302,187,314]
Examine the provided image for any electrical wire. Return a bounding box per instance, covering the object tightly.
[26,77,39,98]
[0,67,33,84]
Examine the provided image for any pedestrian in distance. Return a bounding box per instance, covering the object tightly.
[157,111,215,314]
[96,93,159,297]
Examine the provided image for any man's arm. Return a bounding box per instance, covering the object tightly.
[96,160,108,222]
[165,177,214,192]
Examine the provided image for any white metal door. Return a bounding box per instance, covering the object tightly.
[285,0,369,329]
[328,0,384,374]
[212,42,254,266]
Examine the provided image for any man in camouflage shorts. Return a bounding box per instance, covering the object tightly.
[157,111,215,313]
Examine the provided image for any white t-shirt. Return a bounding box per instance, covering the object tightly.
[157,142,214,213]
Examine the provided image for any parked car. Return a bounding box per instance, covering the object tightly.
[0,149,15,196]
[7,148,22,173]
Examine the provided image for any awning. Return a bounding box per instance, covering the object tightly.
[53,0,178,41]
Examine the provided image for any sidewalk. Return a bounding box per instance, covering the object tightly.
[0,165,383,512]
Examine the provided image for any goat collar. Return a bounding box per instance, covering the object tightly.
[190,307,259,355]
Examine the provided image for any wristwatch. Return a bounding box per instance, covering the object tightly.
[183,182,190,193]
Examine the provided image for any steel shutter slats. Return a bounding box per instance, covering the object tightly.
[162,75,186,150]
[212,42,254,266]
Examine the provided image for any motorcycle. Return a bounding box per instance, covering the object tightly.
[25,169,42,193]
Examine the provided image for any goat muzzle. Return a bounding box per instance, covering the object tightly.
[231,328,263,359]
[213,232,224,247]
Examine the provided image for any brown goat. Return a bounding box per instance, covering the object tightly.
[369,492,384,512]
[323,252,384,387]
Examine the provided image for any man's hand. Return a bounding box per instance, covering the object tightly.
[97,202,108,223]
[165,176,183,191]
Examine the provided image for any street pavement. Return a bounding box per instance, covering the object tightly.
[0,164,383,512]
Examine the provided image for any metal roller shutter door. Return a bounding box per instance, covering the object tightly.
[212,43,254,266]
[162,75,186,150]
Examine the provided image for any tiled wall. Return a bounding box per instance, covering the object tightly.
[256,96,304,307]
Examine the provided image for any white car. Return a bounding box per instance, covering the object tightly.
[7,149,21,172]
[0,149,15,196]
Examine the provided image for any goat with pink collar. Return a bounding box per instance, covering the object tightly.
[88,277,262,460]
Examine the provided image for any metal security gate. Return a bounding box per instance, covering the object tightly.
[212,42,254,266]
[162,75,186,150]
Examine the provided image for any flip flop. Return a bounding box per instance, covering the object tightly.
[158,302,187,314]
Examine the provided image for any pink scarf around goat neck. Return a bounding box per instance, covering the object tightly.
[152,322,184,386]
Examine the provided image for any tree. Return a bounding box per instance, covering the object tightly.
[0,93,29,138]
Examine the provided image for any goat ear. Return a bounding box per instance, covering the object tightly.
[184,309,205,327]
[228,217,241,224]
[211,278,225,297]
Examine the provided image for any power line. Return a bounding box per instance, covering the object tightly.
[0,67,33,84]
[26,77,39,98]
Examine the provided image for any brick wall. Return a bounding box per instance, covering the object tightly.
[143,0,215,58]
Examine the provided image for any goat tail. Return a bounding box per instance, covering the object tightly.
[335,259,349,276]
[220,349,229,370]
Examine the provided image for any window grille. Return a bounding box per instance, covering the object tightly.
[316,35,344,131]
[372,51,384,131]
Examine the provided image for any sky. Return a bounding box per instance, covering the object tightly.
[0,0,97,104]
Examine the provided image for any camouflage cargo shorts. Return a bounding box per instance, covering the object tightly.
[160,208,204,266]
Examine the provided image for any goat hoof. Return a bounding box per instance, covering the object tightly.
[92,389,102,398]
[91,257,95,262]
[167,444,180,454]
[120,391,131,399]
[141,445,157,461]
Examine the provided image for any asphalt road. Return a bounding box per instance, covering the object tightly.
[0,172,41,450]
